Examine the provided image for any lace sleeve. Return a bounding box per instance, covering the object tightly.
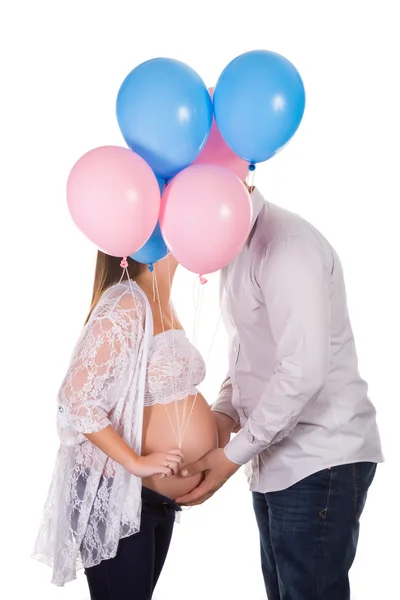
[58,288,144,435]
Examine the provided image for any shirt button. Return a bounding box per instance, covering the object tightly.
[58,405,64,413]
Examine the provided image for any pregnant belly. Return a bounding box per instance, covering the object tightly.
[141,393,218,500]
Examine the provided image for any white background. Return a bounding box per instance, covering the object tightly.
[1,1,399,598]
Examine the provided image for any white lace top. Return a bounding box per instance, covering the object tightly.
[33,281,203,587]
[144,329,205,406]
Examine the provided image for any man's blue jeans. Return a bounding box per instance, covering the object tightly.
[252,462,377,600]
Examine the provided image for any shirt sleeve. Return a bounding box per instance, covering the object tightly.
[225,235,331,465]
[211,373,240,425]
[58,289,144,435]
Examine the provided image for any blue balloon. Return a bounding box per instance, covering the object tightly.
[156,176,165,194]
[214,50,306,164]
[130,222,169,266]
[116,58,212,180]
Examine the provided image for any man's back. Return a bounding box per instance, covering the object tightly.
[220,191,383,492]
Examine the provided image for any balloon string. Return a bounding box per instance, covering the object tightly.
[179,279,204,446]
[151,267,181,447]
[192,275,200,310]
[118,258,129,285]
[119,258,237,446]
[118,256,182,447]
[179,263,238,443]
[181,273,204,441]
[246,165,256,190]
[164,257,183,447]
[152,270,156,302]
[168,279,184,447]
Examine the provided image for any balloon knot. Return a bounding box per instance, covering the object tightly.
[120,258,128,269]
[148,263,154,272]
[249,163,256,172]
[199,275,208,285]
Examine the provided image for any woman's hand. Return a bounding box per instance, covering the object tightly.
[130,449,184,478]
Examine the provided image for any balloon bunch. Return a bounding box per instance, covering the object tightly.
[67,50,305,275]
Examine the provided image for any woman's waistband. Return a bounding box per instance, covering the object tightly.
[142,486,182,512]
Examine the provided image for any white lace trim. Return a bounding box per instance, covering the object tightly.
[33,283,204,587]
[33,283,150,586]
[144,329,206,406]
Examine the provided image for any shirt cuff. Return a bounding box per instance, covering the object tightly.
[224,425,260,465]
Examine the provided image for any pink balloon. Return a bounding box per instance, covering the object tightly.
[67,146,160,257]
[159,164,252,274]
[193,88,249,180]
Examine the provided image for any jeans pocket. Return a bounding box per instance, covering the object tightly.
[352,462,377,521]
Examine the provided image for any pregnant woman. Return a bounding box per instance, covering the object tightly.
[33,251,218,599]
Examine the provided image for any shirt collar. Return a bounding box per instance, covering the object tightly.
[250,187,266,228]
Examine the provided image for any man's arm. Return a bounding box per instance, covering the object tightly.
[211,373,240,447]
[211,373,240,423]
[177,234,330,506]
[225,234,330,465]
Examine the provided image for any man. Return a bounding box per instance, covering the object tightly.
[176,187,383,599]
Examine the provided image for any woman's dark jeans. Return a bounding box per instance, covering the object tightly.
[85,487,181,600]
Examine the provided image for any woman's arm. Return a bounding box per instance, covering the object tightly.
[85,425,183,477]
[59,290,183,477]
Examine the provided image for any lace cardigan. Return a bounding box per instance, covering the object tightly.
[33,281,154,586]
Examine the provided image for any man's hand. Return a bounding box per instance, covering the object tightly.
[213,412,239,448]
[175,448,240,506]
